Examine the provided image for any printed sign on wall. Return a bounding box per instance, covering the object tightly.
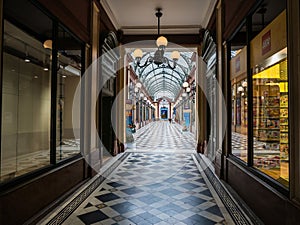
[262,30,271,55]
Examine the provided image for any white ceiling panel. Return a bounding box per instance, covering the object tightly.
[100,0,217,34]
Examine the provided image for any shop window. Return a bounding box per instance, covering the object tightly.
[229,1,289,189]
[56,26,82,161]
[252,58,288,186]
[1,20,52,181]
[0,0,84,183]
[251,10,288,187]
[230,24,248,162]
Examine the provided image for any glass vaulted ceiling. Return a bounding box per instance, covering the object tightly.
[131,50,195,101]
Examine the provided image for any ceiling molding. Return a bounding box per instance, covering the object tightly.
[122,35,201,45]
[122,27,201,35]
[100,0,120,30]
[202,0,217,28]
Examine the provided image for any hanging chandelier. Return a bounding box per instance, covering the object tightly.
[133,8,180,69]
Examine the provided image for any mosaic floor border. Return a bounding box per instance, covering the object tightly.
[194,154,259,225]
[38,152,261,225]
[43,153,130,225]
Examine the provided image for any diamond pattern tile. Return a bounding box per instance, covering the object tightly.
[44,122,235,225]
[62,152,227,225]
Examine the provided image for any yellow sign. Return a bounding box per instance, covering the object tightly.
[252,64,280,79]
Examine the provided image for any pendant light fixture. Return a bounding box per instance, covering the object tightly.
[133,8,180,69]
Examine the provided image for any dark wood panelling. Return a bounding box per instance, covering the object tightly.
[98,4,118,47]
[0,158,87,225]
[207,8,216,41]
[37,0,90,42]
[227,158,300,225]
[121,34,201,46]
[99,4,117,34]
[214,151,224,178]
[223,0,256,40]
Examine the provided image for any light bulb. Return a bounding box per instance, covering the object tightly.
[171,51,180,60]
[136,82,142,88]
[242,81,247,87]
[133,49,143,58]
[182,81,189,88]
[186,87,191,93]
[156,36,168,47]
[43,40,53,49]
[237,86,244,92]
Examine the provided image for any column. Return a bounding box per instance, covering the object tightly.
[156,102,159,120]
[169,102,171,119]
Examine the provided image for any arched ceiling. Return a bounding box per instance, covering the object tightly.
[131,50,195,101]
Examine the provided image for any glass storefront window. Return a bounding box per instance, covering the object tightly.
[229,5,289,189]
[251,9,288,187]
[56,26,82,161]
[1,21,51,181]
[231,78,248,161]
[0,0,84,184]
[230,23,248,162]
[252,52,288,187]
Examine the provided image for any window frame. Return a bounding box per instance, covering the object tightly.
[227,5,290,195]
[0,0,85,189]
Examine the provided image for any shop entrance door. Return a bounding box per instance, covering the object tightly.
[100,95,114,155]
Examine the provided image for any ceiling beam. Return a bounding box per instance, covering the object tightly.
[120,34,201,45]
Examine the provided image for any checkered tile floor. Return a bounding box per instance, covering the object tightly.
[60,153,229,225]
[128,121,196,152]
[40,122,238,225]
[231,132,280,157]
[0,139,79,182]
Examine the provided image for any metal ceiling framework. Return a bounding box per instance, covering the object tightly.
[131,50,195,100]
[155,91,174,98]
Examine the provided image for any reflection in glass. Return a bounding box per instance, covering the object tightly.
[230,45,248,162]
[1,21,51,181]
[252,53,289,187]
[56,26,82,161]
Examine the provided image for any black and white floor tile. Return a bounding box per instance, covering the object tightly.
[0,139,79,181]
[128,121,196,152]
[39,122,256,225]
[51,152,230,225]
[231,132,280,156]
